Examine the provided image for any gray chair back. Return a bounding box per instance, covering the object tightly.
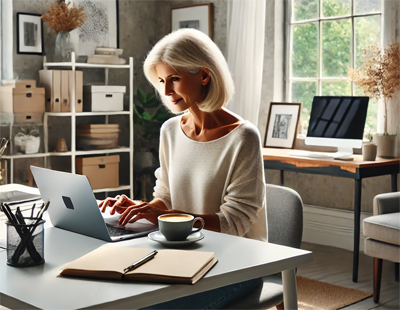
[266,184,303,249]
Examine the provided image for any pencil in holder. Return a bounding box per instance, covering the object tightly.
[6,218,45,267]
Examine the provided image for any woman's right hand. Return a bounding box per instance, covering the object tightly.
[98,195,146,215]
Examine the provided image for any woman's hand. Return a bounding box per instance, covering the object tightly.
[98,195,146,215]
[118,203,172,226]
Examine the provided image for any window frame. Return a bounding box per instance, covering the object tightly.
[286,0,383,135]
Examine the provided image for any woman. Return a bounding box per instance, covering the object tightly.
[99,28,266,308]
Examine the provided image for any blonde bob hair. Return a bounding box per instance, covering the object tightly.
[143,28,234,113]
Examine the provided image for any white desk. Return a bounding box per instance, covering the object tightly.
[0,224,312,310]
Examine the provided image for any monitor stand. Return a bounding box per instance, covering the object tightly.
[324,147,353,158]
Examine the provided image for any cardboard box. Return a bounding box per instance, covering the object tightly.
[0,86,45,113]
[14,113,43,124]
[83,85,125,112]
[76,155,120,189]
[2,80,36,89]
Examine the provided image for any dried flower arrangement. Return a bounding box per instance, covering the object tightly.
[348,43,400,134]
[41,1,86,33]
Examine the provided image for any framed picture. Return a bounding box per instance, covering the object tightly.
[16,13,44,55]
[264,102,302,149]
[171,3,213,39]
[66,0,119,56]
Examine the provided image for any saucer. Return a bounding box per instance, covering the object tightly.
[148,231,204,247]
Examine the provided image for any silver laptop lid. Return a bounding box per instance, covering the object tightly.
[31,166,113,241]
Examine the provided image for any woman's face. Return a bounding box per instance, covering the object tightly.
[155,62,209,113]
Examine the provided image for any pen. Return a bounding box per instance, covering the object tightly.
[123,250,158,274]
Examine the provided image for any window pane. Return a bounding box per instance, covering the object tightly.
[293,0,318,21]
[322,0,351,17]
[355,0,381,15]
[355,15,381,68]
[292,81,317,131]
[322,19,351,77]
[321,81,351,96]
[292,23,318,77]
[355,85,377,135]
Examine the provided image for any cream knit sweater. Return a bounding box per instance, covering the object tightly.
[153,115,267,241]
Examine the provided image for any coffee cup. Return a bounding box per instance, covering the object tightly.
[158,213,205,241]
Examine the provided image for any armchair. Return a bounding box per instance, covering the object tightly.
[363,191,400,303]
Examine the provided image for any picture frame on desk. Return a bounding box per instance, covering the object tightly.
[264,102,301,149]
[171,3,213,39]
[16,13,44,55]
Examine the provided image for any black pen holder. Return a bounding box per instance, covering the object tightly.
[6,218,45,267]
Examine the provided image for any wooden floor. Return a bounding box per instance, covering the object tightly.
[298,242,400,310]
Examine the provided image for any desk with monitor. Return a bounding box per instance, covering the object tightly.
[262,147,400,282]
[0,184,313,310]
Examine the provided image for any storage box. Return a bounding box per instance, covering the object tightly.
[83,85,125,112]
[14,113,43,124]
[0,86,45,113]
[2,80,37,89]
[76,155,120,189]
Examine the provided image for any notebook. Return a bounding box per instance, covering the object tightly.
[30,166,157,242]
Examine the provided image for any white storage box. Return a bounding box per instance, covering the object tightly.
[83,85,125,112]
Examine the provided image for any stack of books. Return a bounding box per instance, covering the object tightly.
[87,47,126,65]
[76,124,120,150]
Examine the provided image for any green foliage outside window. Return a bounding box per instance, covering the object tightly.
[290,0,381,136]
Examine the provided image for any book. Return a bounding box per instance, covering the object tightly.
[87,54,126,65]
[95,47,124,56]
[60,245,217,285]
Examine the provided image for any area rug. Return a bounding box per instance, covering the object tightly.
[296,276,373,310]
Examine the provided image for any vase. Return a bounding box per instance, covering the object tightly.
[54,31,74,62]
[362,142,377,161]
[373,134,397,159]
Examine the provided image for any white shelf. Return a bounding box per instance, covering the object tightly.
[2,153,50,159]
[41,52,134,196]
[46,111,130,117]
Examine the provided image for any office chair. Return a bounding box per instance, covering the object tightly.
[224,184,304,309]
[363,191,400,303]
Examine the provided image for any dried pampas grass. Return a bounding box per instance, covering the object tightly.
[41,1,86,33]
[348,43,400,99]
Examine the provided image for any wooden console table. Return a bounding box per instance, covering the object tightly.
[262,148,400,282]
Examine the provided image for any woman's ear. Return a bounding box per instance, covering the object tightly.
[201,68,211,86]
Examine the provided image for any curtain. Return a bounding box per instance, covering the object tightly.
[1,0,13,81]
[226,0,266,127]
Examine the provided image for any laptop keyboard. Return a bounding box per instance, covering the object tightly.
[105,223,140,237]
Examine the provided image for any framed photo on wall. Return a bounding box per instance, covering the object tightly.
[171,3,213,39]
[66,0,119,56]
[264,102,302,149]
[17,13,44,55]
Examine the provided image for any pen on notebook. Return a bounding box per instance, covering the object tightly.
[123,250,158,274]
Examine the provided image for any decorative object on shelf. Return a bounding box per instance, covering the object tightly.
[171,3,213,39]
[16,13,44,55]
[56,138,68,152]
[65,0,119,57]
[348,43,400,158]
[264,102,302,149]
[87,47,125,64]
[14,126,41,154]
[41,1,86,61]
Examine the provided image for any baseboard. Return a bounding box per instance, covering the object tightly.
[302,204,372,252]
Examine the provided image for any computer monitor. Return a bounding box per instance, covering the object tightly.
[305,96,369,157]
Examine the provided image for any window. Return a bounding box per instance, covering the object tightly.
[288,0,382,138]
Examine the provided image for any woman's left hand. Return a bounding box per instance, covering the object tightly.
[119,203,172,226]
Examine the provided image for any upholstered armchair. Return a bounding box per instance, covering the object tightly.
[363,191,400,303]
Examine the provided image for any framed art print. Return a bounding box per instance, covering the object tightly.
[17,13,44,55]
[264,102,302,149]
[171,3,213,39]
[66,0,119,56]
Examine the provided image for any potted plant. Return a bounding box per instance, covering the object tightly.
[348,42,400,158]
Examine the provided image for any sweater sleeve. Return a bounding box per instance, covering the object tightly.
[152,123,172,210]
[217,126,266,236]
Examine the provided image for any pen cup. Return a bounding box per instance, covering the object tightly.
[6,218,45,267]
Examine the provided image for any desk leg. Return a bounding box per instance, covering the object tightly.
[280,170,284,186]
[282,269,298,310]
[353,179,362,283]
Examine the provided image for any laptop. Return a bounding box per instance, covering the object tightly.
[30,166,157,242]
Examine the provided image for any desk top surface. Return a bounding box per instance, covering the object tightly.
[263,148,400,169]
[0,215,312,310]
